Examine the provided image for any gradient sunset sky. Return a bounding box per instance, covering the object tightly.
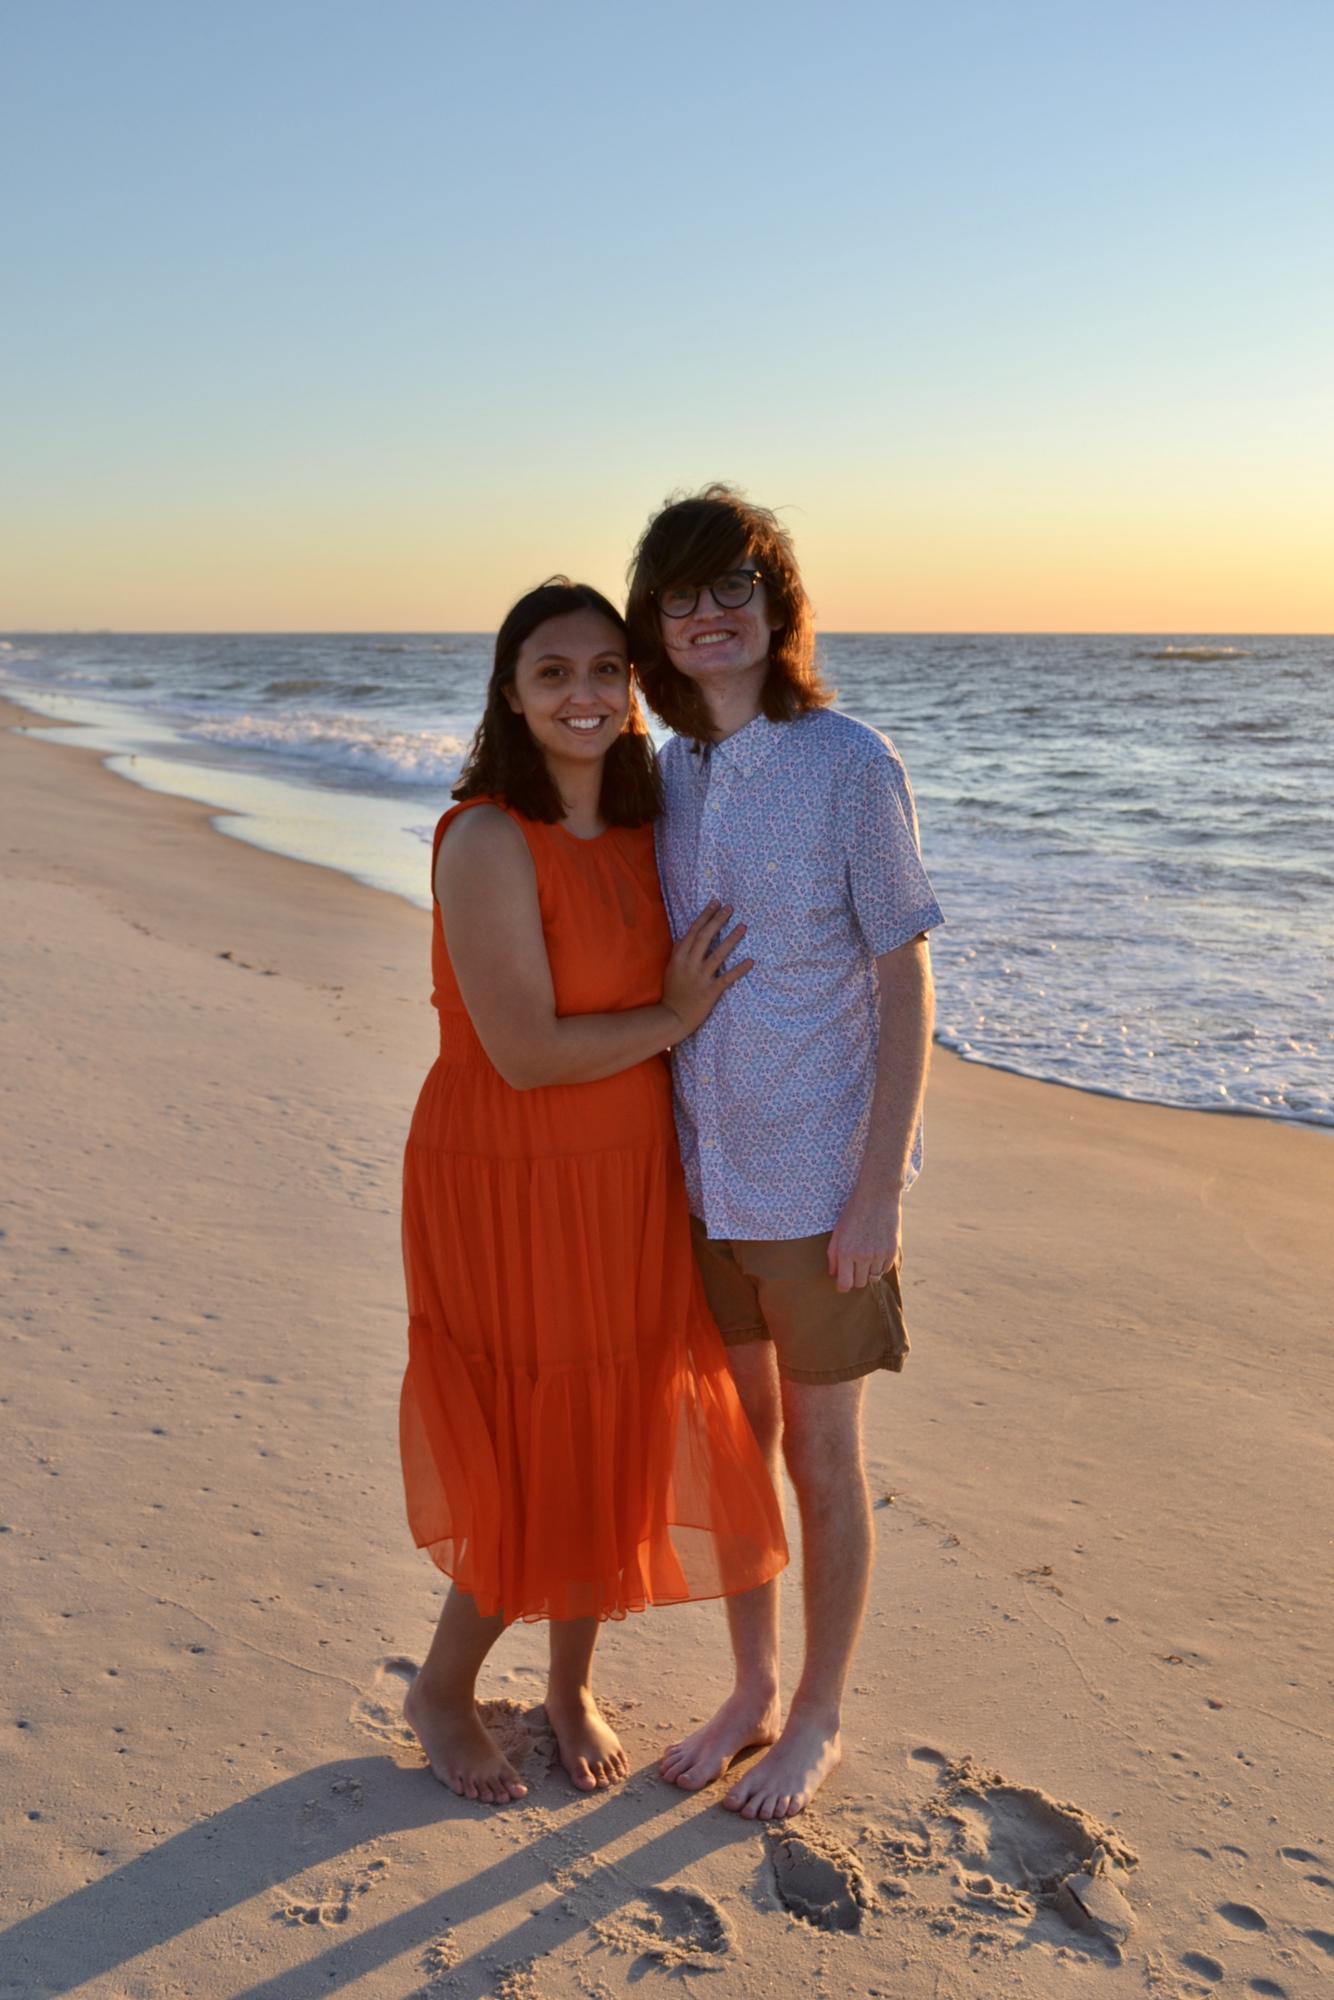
[4,0,1332,633]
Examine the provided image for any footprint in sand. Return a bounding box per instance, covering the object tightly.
[935,1757,1137,1898]
[925,1757,1138,1957]
[1181,1950,1225,1982]
[592,1882,731,1969]
[1217,1901,1267,1932]
[766,1825,875,1933]
[349,1657,421,1753]
[1248,1980,1288,1997]
[1303,1928,1334,1956]
[274,1855,389,1927]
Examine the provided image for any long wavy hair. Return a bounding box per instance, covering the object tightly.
[625,485,834,739]
[452,578,661,824]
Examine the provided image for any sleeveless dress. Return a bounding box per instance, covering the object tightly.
[399,800,788,1624]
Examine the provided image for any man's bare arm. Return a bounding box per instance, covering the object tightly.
[827,934,935,1291]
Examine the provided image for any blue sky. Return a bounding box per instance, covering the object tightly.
[3,0,1332,629]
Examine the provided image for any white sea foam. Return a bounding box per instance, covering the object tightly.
[184,711,470,787]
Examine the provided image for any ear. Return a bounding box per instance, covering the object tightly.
[501,683,523,714]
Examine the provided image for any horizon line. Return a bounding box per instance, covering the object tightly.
[4,627,1331,641]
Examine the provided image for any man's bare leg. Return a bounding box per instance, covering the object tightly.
[547,1616,630,1793]
[724,1374,871,1819]
[661,1339,785,1790]
[403,1585,528,1803]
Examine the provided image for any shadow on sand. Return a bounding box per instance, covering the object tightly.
[2,1745,766,1996]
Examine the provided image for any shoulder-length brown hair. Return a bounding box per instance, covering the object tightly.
[453,578,661,824]
[625,485,834,738]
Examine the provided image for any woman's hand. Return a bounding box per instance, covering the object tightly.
[661,902,752,1041]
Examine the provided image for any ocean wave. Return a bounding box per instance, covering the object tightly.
[185,711,470,786]
[263,677,330,697]
[1138,646,1252,662]
[933,1025,1333,1127]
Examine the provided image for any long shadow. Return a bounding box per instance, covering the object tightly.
[1,1749,763,1996]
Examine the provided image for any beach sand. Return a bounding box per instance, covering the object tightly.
[3,696,1331,2000]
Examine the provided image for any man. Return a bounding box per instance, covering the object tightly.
[626,486,943,1819]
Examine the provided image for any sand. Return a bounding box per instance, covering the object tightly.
[2,695,1331,2000]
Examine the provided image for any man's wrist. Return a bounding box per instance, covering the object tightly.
[847,1178,907,1210]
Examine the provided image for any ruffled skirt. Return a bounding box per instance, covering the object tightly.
[400,1051,787,1622]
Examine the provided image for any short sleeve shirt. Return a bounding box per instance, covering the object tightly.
[655,709,944,1240]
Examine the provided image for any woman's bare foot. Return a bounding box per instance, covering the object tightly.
[545,1686,629,1792]
[722,1714,840,1819]
[404,1678,528,1804]
[660,1687,782,1792]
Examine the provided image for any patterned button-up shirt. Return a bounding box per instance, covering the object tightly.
[655,709,944,1240]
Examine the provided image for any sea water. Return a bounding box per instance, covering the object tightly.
[3,631,1330,1129]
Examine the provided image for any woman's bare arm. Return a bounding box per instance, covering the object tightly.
[435,807,747,1090]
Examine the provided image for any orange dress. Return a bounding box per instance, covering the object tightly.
[400,800,788,1623]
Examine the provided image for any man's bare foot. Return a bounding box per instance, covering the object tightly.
[403,1678,528,1804]
[660,1688,783,1792]
[722,1714,841,1818]
[545,1687,629,1792]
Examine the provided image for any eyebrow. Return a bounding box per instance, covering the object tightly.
[531,649,626,664]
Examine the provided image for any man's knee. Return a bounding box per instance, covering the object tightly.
[779,1377,866,1485]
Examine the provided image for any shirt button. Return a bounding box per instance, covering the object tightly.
[766,861,777,872]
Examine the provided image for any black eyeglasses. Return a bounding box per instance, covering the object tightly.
[655,568,764,619]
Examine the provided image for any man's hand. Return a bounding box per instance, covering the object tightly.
[828,1185,903,1293]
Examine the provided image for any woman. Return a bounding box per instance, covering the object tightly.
[400,578,787,1803]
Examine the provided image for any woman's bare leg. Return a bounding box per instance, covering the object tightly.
[403,1585,528,1803]
[546,1616,630,1792]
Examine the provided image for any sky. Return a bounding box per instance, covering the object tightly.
[3,0,1332,633]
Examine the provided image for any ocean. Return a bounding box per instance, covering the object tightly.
[3,631,1330,1131]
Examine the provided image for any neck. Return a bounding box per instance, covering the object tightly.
[697,659,768,743]
[547,755,605,835]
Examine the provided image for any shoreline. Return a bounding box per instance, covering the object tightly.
[3,696,1332,1997]
[4,692,1327,1137]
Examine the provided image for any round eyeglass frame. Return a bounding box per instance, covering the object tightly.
[654,568,765,619]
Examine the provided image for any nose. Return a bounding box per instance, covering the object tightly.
[564,667,611,705]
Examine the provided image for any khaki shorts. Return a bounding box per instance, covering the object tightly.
[690,1216,909,1385]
